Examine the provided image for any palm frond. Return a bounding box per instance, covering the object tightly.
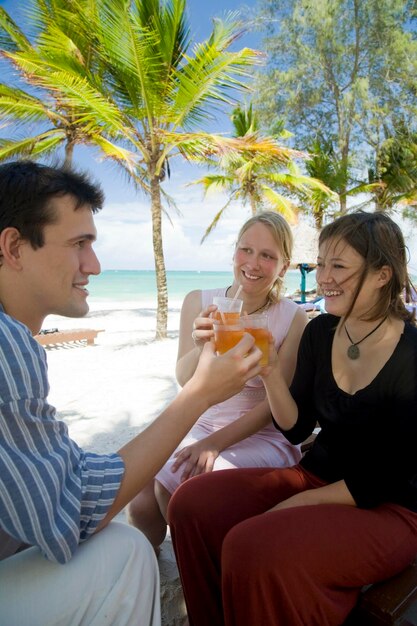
[0,7,32,52]
[267,172,336,196]
[160,187,180,220]
[231,103,259,136]
[152,0,191,70]
[189,174,234,193]
[168,14,262,129]
[0,83,64,125]
[6,53,135,139]
[0,131,65,160]
[259,185,298,224]
[96,0,171,122]
[91,135,141,175]
[201,198,236,243]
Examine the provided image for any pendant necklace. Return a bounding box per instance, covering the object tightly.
[344,316,388,360]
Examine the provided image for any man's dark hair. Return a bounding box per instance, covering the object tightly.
[0,161,105,248]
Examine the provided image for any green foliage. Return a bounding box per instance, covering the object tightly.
[369,126,417,213]
[255,0,417,210]
[191,104,334,240]
[302,136,347,227]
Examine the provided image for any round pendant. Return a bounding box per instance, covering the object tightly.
[347,344,360,360]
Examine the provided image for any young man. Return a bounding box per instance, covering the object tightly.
[0,161,262,625]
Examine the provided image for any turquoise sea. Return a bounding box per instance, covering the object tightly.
[88,269,317,309]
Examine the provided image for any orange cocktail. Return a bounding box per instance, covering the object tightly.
[212,296,243,325]
[212,310,241,324]
[241,315,270,366]
[214,323,245,355]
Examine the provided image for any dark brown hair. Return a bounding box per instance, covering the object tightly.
[319,211,415,324]
[0,160,104,249]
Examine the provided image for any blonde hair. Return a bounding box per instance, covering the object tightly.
[236,211,293,302]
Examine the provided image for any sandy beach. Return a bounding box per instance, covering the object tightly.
[43,304,182,455]
[42,303,193,622]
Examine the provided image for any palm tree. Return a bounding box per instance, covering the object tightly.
[0,1,122,168]
[368,130,417,213]
[303,136,344,228]
[191,103,332,241]
[0,0,260,339]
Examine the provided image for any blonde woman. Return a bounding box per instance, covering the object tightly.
[128,211,307,550]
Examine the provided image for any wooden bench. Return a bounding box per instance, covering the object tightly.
[35,328,104,347]
[347,558,417,625]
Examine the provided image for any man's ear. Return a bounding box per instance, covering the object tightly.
[0,228,25,270]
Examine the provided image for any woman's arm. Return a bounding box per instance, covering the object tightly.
[274,307,308,386]
[261,307,309,431]
[100,335,263,530]
[176,290,215,387]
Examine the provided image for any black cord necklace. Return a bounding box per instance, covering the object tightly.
[344,316,388,360]
[225,286,270,315]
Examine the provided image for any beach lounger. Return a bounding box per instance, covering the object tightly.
[35,328,104,347]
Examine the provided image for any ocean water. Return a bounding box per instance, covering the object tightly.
[88,269,317,309]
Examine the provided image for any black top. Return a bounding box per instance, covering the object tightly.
[275,314,417,511]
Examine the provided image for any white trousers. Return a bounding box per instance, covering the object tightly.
[0,522,161,626]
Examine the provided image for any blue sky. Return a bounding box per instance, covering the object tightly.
[0,0,266,271]
[1,1,417,273]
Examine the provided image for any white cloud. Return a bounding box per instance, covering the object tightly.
[86,157,417,277]
[93,189,417,278]
[93,182,253,271]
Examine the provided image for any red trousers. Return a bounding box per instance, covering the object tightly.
[168,465,417,626]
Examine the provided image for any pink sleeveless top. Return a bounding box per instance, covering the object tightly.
[200,288,299,439]
[155,287,302,493]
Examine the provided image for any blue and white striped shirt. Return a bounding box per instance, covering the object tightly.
[0,310,125,564]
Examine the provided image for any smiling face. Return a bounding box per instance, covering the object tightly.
[15,194,100,331]
[316,237,387,319]
[233,222,289,297]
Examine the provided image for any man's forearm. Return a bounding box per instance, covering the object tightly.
[98,336,263,529]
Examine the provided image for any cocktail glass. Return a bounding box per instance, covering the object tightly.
[241,314,270,366]
[212,296,243,324]
[213,321,245,355]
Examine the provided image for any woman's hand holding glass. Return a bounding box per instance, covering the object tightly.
[191,304,218,348]
[259,333,282,379]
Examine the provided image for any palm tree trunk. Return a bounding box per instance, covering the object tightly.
[150,175,168,340]
[249,192,257,215]
[63,141,74,169]
[314,210,323,229]
[339,148,349,214]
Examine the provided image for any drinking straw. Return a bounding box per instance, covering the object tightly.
[231,284,243,308]
[218,285,242,325]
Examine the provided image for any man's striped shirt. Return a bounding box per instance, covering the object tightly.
[0,311,125,563]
